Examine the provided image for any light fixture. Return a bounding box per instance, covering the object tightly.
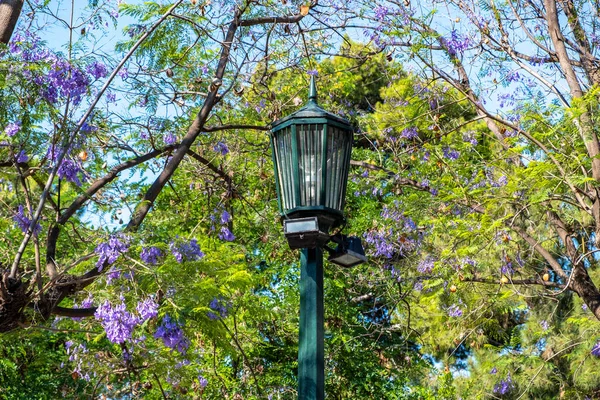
[270,76,354,236]
[327,236,367,268]
[283,217,330,249]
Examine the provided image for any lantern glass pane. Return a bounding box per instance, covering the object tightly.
[297,123,324,207]
[326,126,351,210]
[274,126,296,210]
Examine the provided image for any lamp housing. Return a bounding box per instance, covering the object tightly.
[270,76,354,236]
[283,217,330,249]
[327,236,367,268]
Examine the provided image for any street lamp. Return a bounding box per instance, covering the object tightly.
[270,76,366,400]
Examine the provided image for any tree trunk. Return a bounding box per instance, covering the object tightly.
[0,0,24,44]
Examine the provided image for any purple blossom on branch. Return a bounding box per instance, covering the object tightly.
[140,246,163,265]
[400,127,418,139]
[207,297,231,320]
[213,141,229,155]
[95,299,140,344]
[220,210,231,224]
[164,132,177,145]
[4,122,20,137]
[417,257,435,274]
[447,304,463,317]
[443,146,460,160]
[86,61,108,80]
[154,315,190,354]
[13,205,41,235]
[136,297,159,321]
[218,226,235,242]
[16,150,29,163]
[198,374,208,388]
[170,238,204,263]
[95,236,129,271]
[445,30,471,57]
[591,341,600,357]
[493,374,515,395]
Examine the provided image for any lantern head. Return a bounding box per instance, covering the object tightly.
[270,76,354,246]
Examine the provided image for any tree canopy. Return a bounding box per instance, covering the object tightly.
[1,0,600,398]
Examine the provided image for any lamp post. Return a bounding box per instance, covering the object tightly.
[270,76,366,400]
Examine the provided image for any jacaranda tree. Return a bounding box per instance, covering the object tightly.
[3,0,600,398]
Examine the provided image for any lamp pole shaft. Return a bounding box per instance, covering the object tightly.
[298,247,324,400]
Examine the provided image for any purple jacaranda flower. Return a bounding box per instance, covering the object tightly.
[106,91,117,103]
[4,122,20,137]
[462,131,478,146]
[490,367,498,374]
[57,159,83,186]
[447,304,463,317]
[95,236,129,271]
[118,68,128,79]
[207,297,231,320]
[400,127,418,139]
[445,30,471,57]
[443,147,460,160]
[164,132,177,145]
[154,315,189,354]
[106,267,121,284]
[540,320,549,331]
[374,5,388,21]
[591,341,600,357]
[417,257,435,274]
[136,297,159,321]
[307,69,318,76]
[220,210,231,224]
[140,246,163,265]
[198,374,208,388]
[213,141,229,155]
[95,299,140,344]
[13,205,41,235]
[16,150,29,163]
[218,226,235,242]
[493,374,515,395]
[86,61,108,80]
[170,238,204,263]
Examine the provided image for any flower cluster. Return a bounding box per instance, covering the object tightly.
[198,374,208,388]
[400,126,418,139]
[4,122,20,137]
[94,297,159,344]
[207,297,231,320]
[213,141,229,155]
[417,256,435,274]
[16,150,28,163]
[445,30,471,57]
[493,374,515,396]
[46,144,85,186]
[154,315,190,354]
[591,341,600,357]
[443,146,460,160]
[65,341,91,381]
[211,209,235,242]
[140,246,163,265]
[164,132,177,145]
[13,205,41,235]
[72,294,94,321]
[170,238,205,263]
[95,236,129,270]
[95,299,140,344]
[136,297,159,321]
[446,304,463,318]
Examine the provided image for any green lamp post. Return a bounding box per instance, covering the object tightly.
[270,76,366,400]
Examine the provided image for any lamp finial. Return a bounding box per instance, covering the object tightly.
[308,75,317,104]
